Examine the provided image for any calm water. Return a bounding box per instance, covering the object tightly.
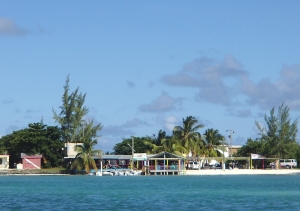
[0,174,300,211]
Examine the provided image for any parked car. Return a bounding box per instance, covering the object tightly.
[279,159,297,168]
[188,161,199,170]
[212,163,222,169]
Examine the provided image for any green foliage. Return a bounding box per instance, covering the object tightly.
[0,122,64,168]
[53,75,89,143]
[70,139,102,173]
[160,136,186,156]
[143,130,175,154]
[234,138,264,157]
[202,128,225,157]
[113,137,153,155]
[255,103,298,158]
[173,116,204,156]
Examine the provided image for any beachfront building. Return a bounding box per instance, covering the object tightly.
[95,154,132,169]
[63,143,83,167]
[195,145,242,168]
[0,154,9,170]
[63,142,186,174]
[148,152,185,175]
[20,153,43,169]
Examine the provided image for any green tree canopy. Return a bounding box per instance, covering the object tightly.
[53,76,103,156]
[255,103,298,158]
[0,122,64,168]
[173,116,204,156]
[70,139,102,174]
[202,128,225,157]
[234,138,264,157]
[113,137,153,155]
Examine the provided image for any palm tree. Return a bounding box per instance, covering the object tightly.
[144,130,186,156]
[202,128,225,157]
[160,137,186,156]
[190,136,206,158]
[70,139,102,174]
[153,129,166,146]
[70,121,102,174]
[173,116,204,157]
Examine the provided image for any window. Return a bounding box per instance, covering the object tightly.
[0,158,2,164]
[118,160,126,165]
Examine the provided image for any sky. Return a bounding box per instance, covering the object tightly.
[1,1,300,152]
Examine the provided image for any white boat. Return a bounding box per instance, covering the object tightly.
[95,172,102,176]
[102,172,114,176]
[124,170,142,176]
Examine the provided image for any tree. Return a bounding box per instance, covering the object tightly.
[202,128,225,157]
[53,76,103,155]
[113,137,153,155]
[153,130,167,146]
[53,75,89,144]
[235,138,264,157]
[144,132,186,155]
[160,137,186,156]
[173,116,204,157]
[255,103,298,158]
[0,122,64,168]
[144,130,173,154]
[70,139,102,174]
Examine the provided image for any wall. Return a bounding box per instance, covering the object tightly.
[22,158,41,169]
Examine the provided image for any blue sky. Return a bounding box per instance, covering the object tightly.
[1,1,300,152]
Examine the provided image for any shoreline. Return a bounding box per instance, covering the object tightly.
[184,169,300,175]
[1,169,300,176]
[0,169,69,175]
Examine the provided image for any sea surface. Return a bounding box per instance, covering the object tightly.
[0,174,300,211]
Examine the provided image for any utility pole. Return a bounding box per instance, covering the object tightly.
[127,137,135,171]
[226,130,234,157]
[222,138,225,171]
[131,136,134,170]
[226,130,234,169]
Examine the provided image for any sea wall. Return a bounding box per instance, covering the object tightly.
[184,169,300,175]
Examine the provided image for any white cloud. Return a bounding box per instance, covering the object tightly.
[161,54,248,105]
[123,118,149,128]
[0,17,28,36]
[162,54,300,113]
[164,115,178,131]
[139,91,183,113]
[226,108,252,118]
[240,63,300,110]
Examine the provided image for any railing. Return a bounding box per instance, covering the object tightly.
[149,165,181,171]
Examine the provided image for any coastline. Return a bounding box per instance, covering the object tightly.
[184,169,300,175]
[0,169,69,175]
[1,168,300,176]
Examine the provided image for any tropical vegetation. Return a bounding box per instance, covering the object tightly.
[1,74,300,172]
[0,121,63,168]
[52,76,103,173]
[235,103,299,159]
[70,139,102,174]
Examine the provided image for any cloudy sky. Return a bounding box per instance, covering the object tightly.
[1,1,300,152]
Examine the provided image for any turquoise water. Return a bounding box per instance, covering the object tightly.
[0,174,300,211]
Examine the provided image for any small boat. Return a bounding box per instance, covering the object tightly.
[102,172,114,176]
[95,172,102,176]
[124,170,142,176]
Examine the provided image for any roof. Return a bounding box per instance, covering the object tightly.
[148,152,185,159]
[21,153,42,159]
[93,152,185,160]
[96,155,132,160]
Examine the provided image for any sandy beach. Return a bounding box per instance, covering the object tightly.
[185,169,300,175]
